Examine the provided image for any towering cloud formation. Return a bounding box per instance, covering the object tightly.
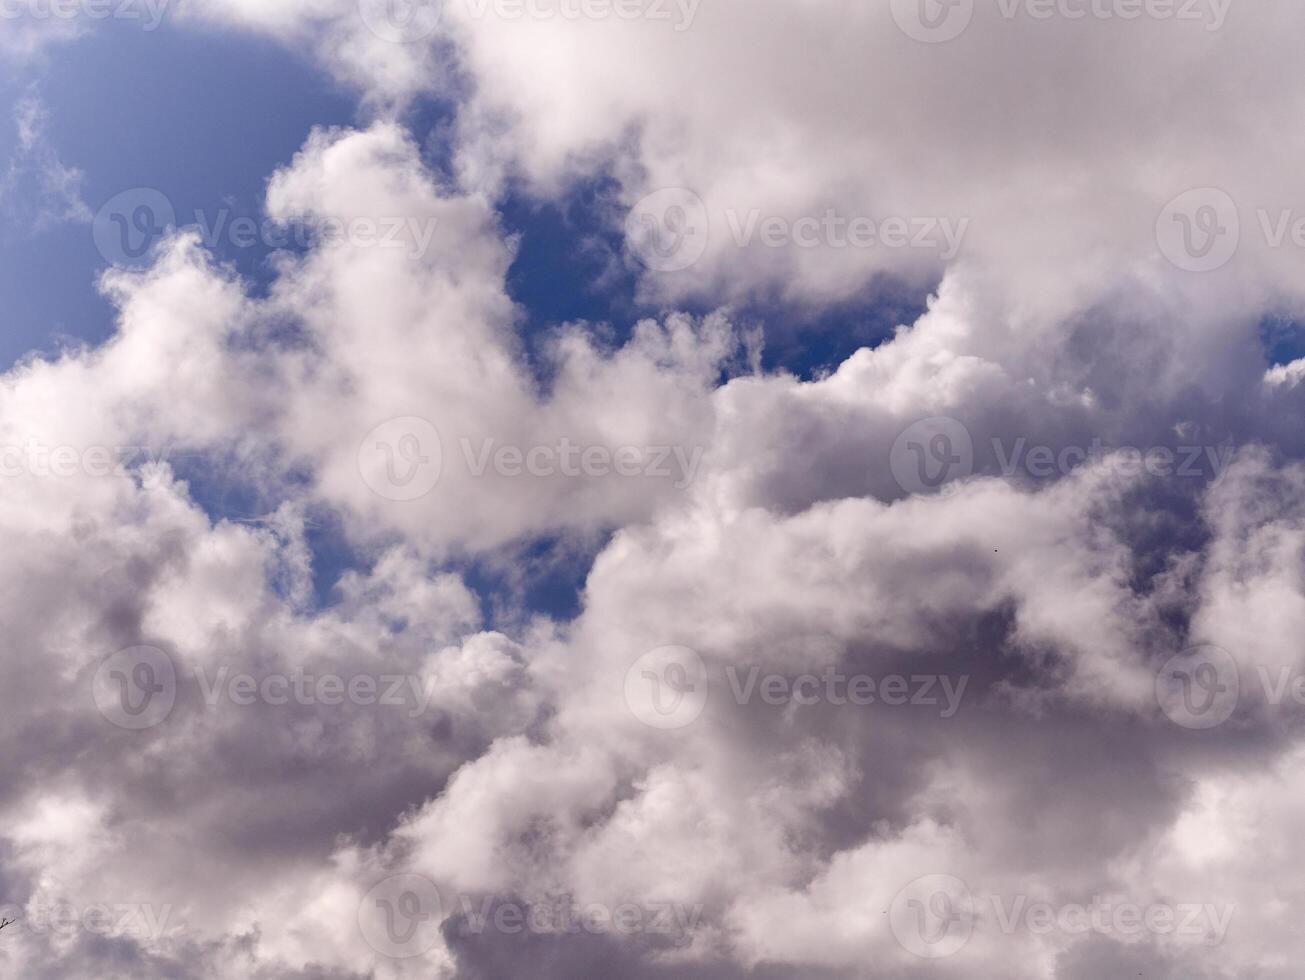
[2,2,1304,978]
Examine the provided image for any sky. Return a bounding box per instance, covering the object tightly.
[0,12,919,617]
[3,1,1305,978]
[0,17,913,371]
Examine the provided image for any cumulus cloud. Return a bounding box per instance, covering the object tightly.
[166,1,1305,318]
[3,3,1305,978]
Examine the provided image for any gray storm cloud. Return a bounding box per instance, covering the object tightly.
[2,2,1304,978]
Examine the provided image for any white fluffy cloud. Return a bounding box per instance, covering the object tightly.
[159,1,1305,318]
[3,3,1305,978]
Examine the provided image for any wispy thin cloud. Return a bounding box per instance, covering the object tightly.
[0,92,92,232]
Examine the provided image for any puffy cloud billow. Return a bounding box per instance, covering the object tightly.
[2,1,1305,978]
